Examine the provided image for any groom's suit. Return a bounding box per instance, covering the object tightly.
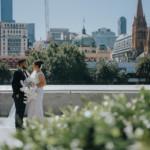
[12,68,28,128]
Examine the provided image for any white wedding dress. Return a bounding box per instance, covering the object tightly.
[27,71,45,121]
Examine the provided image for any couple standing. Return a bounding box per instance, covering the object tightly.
[12,59,46,129]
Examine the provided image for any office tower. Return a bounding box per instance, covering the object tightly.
[28,23,35,46]
[1,0,14,22]
[118,17,127,35]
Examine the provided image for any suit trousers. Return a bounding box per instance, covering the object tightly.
[14,97,26,128]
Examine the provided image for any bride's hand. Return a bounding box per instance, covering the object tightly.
[26,71,30,76]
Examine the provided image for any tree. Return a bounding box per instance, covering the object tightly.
[136,55,150,84]
[26,50,47,76]
[117,70,129,84]
[0,63,12,85]
[96,59,117,84]
[46,42,91,84]
[27,42,92,84]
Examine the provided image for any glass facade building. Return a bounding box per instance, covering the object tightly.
[118,17,127,35]
[1,0,14,22]
[28,23,35,46]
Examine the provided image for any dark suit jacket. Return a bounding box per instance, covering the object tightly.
[12,69,28,99]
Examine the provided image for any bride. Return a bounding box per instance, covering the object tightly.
[1,60,46,129]
[27,60,46,121]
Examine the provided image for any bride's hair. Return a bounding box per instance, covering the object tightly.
[34,60,44,69]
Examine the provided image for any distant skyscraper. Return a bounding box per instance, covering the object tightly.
[1,0,14,22]
[28,23,35,46]
[118,17,127,35]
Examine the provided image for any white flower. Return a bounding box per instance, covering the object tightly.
[126,103,132,108]
[105,142,114,150]
[57,123,62,128]
[70,139,80,148]
[84,110,92,118]
[135,128,144,138]
[132,99,137,103]
[104,101,109,106]
[104,114,115,125]
[94,106,97,110]
[74,106,79,112]
[143,119,150,129]
[124,123,133,139]
[20,77,37,104]
[55,115,60,121]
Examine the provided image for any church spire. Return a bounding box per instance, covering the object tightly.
[132,0,147,59]
[82,26,86,34]
[136,0,143,18]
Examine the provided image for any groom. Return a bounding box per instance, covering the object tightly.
[12,59,28,129]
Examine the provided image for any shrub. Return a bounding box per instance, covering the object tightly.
[2,88,150,150]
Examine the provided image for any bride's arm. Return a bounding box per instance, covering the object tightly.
[37,74,47,88]
[26,71,30,76]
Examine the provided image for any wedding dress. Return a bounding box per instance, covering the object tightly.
[0,103,16,128]
[27,70,45,121]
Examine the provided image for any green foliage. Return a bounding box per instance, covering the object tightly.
[0,63,12,85]
[27,42,92,84]
[117,70,129,84]
[136,54,150,83]
[26,50,47,75]
[46,42,91,84]
[2,89,150,150]
[96,59,117,84]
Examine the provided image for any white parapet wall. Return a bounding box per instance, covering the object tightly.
[0,85,150,116]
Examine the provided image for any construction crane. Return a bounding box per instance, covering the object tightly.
[45,0,50,43]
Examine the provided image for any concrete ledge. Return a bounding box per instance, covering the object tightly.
[0,85,149,116]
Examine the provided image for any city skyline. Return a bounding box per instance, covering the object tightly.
[13,0,150,41]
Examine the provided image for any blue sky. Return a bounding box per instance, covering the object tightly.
[13,0,150,41]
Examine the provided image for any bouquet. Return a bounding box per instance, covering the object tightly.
[20,77,37,104]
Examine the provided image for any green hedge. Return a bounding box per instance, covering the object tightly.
[2,88,150,150]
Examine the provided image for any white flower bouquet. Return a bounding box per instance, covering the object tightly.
[20,77,37,104]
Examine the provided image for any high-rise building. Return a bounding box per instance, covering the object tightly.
[0,22,28,56]
[132,0,147,58]
[118,17,127,35]
[28,23,35,46]
[92,28,117,49]
[1,0,14,22]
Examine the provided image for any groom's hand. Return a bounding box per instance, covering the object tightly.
[16,94,19,98]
